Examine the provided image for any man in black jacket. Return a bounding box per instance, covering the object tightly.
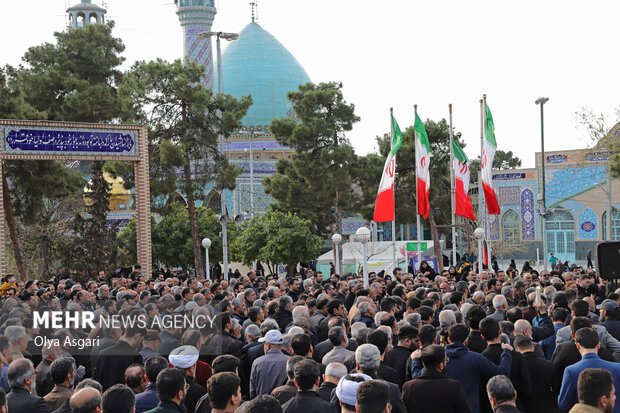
[402,345,471,413]
[513,335,556,413]
[316,300,345,342]
[274,296,293,333]
[366,330,401,389]
[94,324,146,390]
[6,358,50,413]
[384,325,418,385]
[281,360,332,413]
[204,313,242,365]
[466,305,488,353]
[479,317,532,413]
[316,362,346,402]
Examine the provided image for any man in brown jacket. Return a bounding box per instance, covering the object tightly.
[44,357,74,411]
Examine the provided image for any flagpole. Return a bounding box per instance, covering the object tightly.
[414,104,422,272]
[390,108,397,275]
[479,98,484,274]
[449,104,457,266]
[482,94,488,246]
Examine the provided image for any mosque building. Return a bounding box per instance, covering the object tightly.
[66,1,620,260]
[471,131,620,263]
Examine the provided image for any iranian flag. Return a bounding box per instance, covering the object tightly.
[483,240,489,268]
[414,112,430,219]
[482,103,500,214]
[452,138,476,221]
[373,114,403,222]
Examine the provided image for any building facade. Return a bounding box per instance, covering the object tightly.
[474,146,620,263]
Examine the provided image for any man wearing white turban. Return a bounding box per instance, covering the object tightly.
[169,345,205,413]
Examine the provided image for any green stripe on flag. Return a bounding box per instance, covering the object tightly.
[484,103,497,148]
[413,112,430,151]
[452,138,468,164]
[391,115,403,155]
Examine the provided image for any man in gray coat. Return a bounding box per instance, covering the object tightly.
[321,327,353,365]
[488,295,507,323]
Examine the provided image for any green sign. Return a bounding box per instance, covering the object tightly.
[406,242,428,252]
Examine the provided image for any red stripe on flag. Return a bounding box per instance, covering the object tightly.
[483,241,489,267]
[417,179,430,219]
[482,182,500,215]
[373,186,394,222]
[455,178,476,221]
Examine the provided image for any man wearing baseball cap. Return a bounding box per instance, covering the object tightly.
[169,345,205,413]
[598,299,620,341]
[250,329,290,398]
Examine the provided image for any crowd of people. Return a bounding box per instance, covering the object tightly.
[0,260,616,413]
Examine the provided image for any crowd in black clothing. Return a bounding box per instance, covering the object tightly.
[0,261,617,413]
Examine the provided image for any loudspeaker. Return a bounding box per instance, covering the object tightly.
[597,241,620,280]
[234,214,245,225]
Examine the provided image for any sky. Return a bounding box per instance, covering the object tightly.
[2,0,620,168]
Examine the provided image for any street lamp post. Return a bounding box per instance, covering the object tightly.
[356,227,371,287]
[197,30,238,279]
[535,97,549,270]
[474,227,485,274]
[332,233,342,275]
[201,238,211,281]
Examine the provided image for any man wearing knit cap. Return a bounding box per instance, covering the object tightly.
[334,373,372,413]
[169,345,205,413]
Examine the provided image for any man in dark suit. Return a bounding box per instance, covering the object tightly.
[551,317,615,399]
[6,358,50,413]
[94,325,146,390]
[513,336,556,413]
[402,345,471,413]
[135,356,168,413]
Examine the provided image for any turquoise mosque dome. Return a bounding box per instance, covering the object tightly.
[220,22,311,128]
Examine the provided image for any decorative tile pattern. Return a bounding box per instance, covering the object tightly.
[230,161,277,174]
[546,165,607,206]
[223,141,289,151]
[184,28,214,89]
[488,214,500,240]
[521,189,535,240]
[499,186,520,206]
[236,180,272,215]
[578,207,598,239]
